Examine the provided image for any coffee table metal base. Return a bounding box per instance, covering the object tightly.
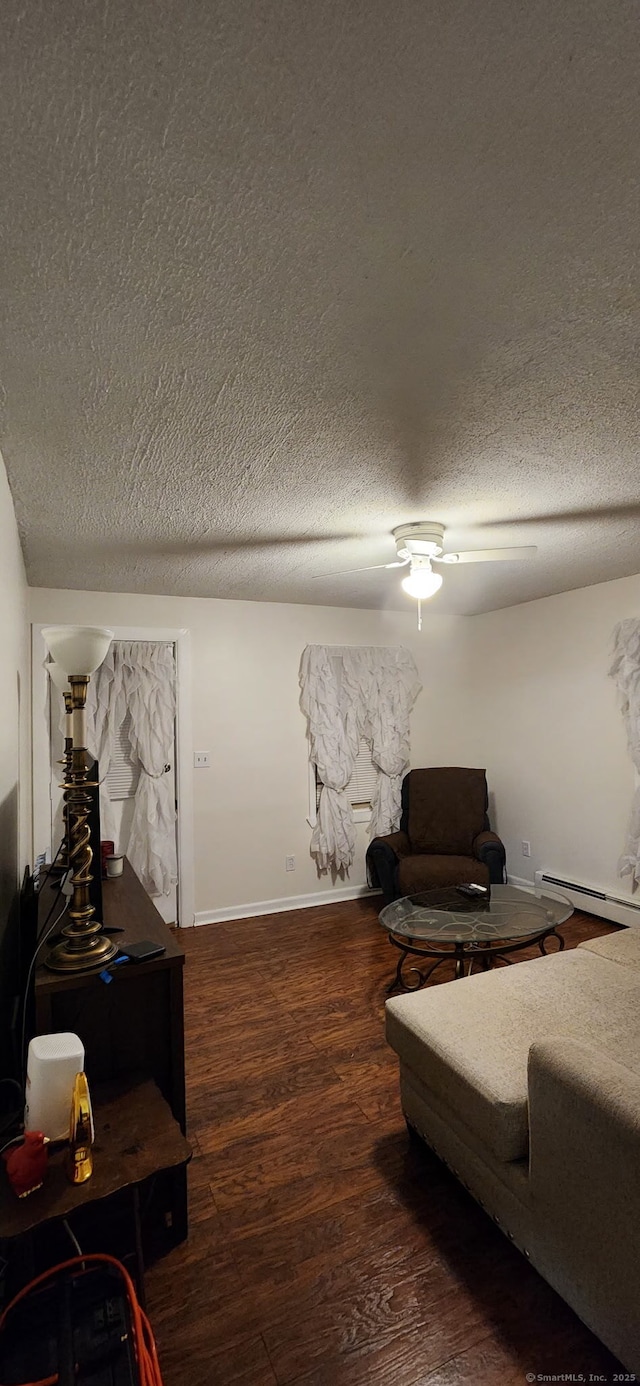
[386,923,565,993]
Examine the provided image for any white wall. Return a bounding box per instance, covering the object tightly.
[29,568,640,921]
[29,587,467,920]
[463,573,640,899]
[0,450,30,934]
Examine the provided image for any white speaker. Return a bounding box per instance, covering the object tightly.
[24,1033,85,1141]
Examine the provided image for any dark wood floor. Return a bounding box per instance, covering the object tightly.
[146,898,622,1386]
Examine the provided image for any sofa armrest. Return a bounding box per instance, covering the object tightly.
[366,832,411,904]
[472,829,505,884]
[528,1038,640,1371]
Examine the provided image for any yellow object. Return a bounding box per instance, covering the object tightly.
[67,1071,94,1184]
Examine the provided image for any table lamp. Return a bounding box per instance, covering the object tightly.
[46,661,73,873]
[41,626,116,972]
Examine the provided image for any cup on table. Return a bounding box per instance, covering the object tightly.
[105,854,124,879]
[100,841,115,878]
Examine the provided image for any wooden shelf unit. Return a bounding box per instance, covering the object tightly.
[34,859,188,1244]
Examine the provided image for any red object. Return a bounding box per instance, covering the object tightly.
[101,840,115,877]
[3,1131,49,1198]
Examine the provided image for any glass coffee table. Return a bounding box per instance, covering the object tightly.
[379,883,573,992]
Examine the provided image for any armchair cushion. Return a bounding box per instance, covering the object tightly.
[397,854,490,894]
[407,767,489,855]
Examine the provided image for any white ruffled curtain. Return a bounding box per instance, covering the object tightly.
[85,641,177,897]
[84,648,126,846]
[300,647,361,871]
[609,619,640,886]
[300,645,421,872]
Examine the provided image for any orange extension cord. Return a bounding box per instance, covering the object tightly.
[0,1253,164,1386]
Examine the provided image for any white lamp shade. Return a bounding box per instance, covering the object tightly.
[46,661,71,693]
[42,626,113,676]
[401,568,443,599]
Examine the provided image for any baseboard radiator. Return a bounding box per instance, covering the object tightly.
[534,870,640,930]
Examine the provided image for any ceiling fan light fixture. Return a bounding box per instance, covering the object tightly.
[401,565,443,600]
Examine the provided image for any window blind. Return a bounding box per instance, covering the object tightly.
[316,739,378,812]
[106,709,140,801]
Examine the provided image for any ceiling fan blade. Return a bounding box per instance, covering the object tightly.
[312,558,409,579]
[434,546,538,565]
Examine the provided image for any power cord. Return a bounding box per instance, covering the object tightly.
[33,837,66,920]
[0,1134,22,1158]
[35,868,68,945]
[0,1078,24,1103]
[62,1220,83,1259]
[0,852,66,1139]
[19,898,70,1085]
[61,1219,85,1278]
[0,1253,165,1385]
[0,1110,22,1143]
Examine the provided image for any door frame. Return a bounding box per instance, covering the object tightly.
[31,624,195,928]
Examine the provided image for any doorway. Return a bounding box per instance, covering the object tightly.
[31,624,195,928]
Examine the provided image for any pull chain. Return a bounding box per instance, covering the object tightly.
[417,598,422,632]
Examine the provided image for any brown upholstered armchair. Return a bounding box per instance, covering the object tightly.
[366,767,506,906]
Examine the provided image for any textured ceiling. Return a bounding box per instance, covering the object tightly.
[1,0,639,616]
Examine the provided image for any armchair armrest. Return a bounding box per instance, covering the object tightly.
[366,831,411,904]
[372,831,411,858]
[472,829,505,884]
[528,1038,640,1372]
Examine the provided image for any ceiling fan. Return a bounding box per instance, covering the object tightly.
[315,522,537,628]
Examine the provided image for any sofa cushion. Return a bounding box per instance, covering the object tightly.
[578,928,640,971]
[385,948,640,1164]
[407,768,488,855]
[397,854,490,894]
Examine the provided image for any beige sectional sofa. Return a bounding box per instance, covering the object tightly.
[385,927,640,1372]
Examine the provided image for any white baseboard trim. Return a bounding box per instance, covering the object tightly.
[507,874,536,889]
[194,883,382,927]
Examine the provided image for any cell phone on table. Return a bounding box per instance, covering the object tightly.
[121,940,166,963]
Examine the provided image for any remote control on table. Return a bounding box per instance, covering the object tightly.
[455,883,488,897]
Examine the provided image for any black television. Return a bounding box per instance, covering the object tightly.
[0,865,36,1104]
[0,757,103,1090]
[0,775,19,1082]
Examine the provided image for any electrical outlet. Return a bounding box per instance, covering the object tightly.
[193,752,211,769]
[285,855,295,872]
[521,840,531,858]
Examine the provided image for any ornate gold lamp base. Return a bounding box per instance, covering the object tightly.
[45,674,119,975]
[46,926,118,973]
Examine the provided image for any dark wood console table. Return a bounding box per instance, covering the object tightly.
[0,1081,191,1302]
[34,860,188,1246]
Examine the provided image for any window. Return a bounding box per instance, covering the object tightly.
[310,738,378,825]
[105,709,140,801]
